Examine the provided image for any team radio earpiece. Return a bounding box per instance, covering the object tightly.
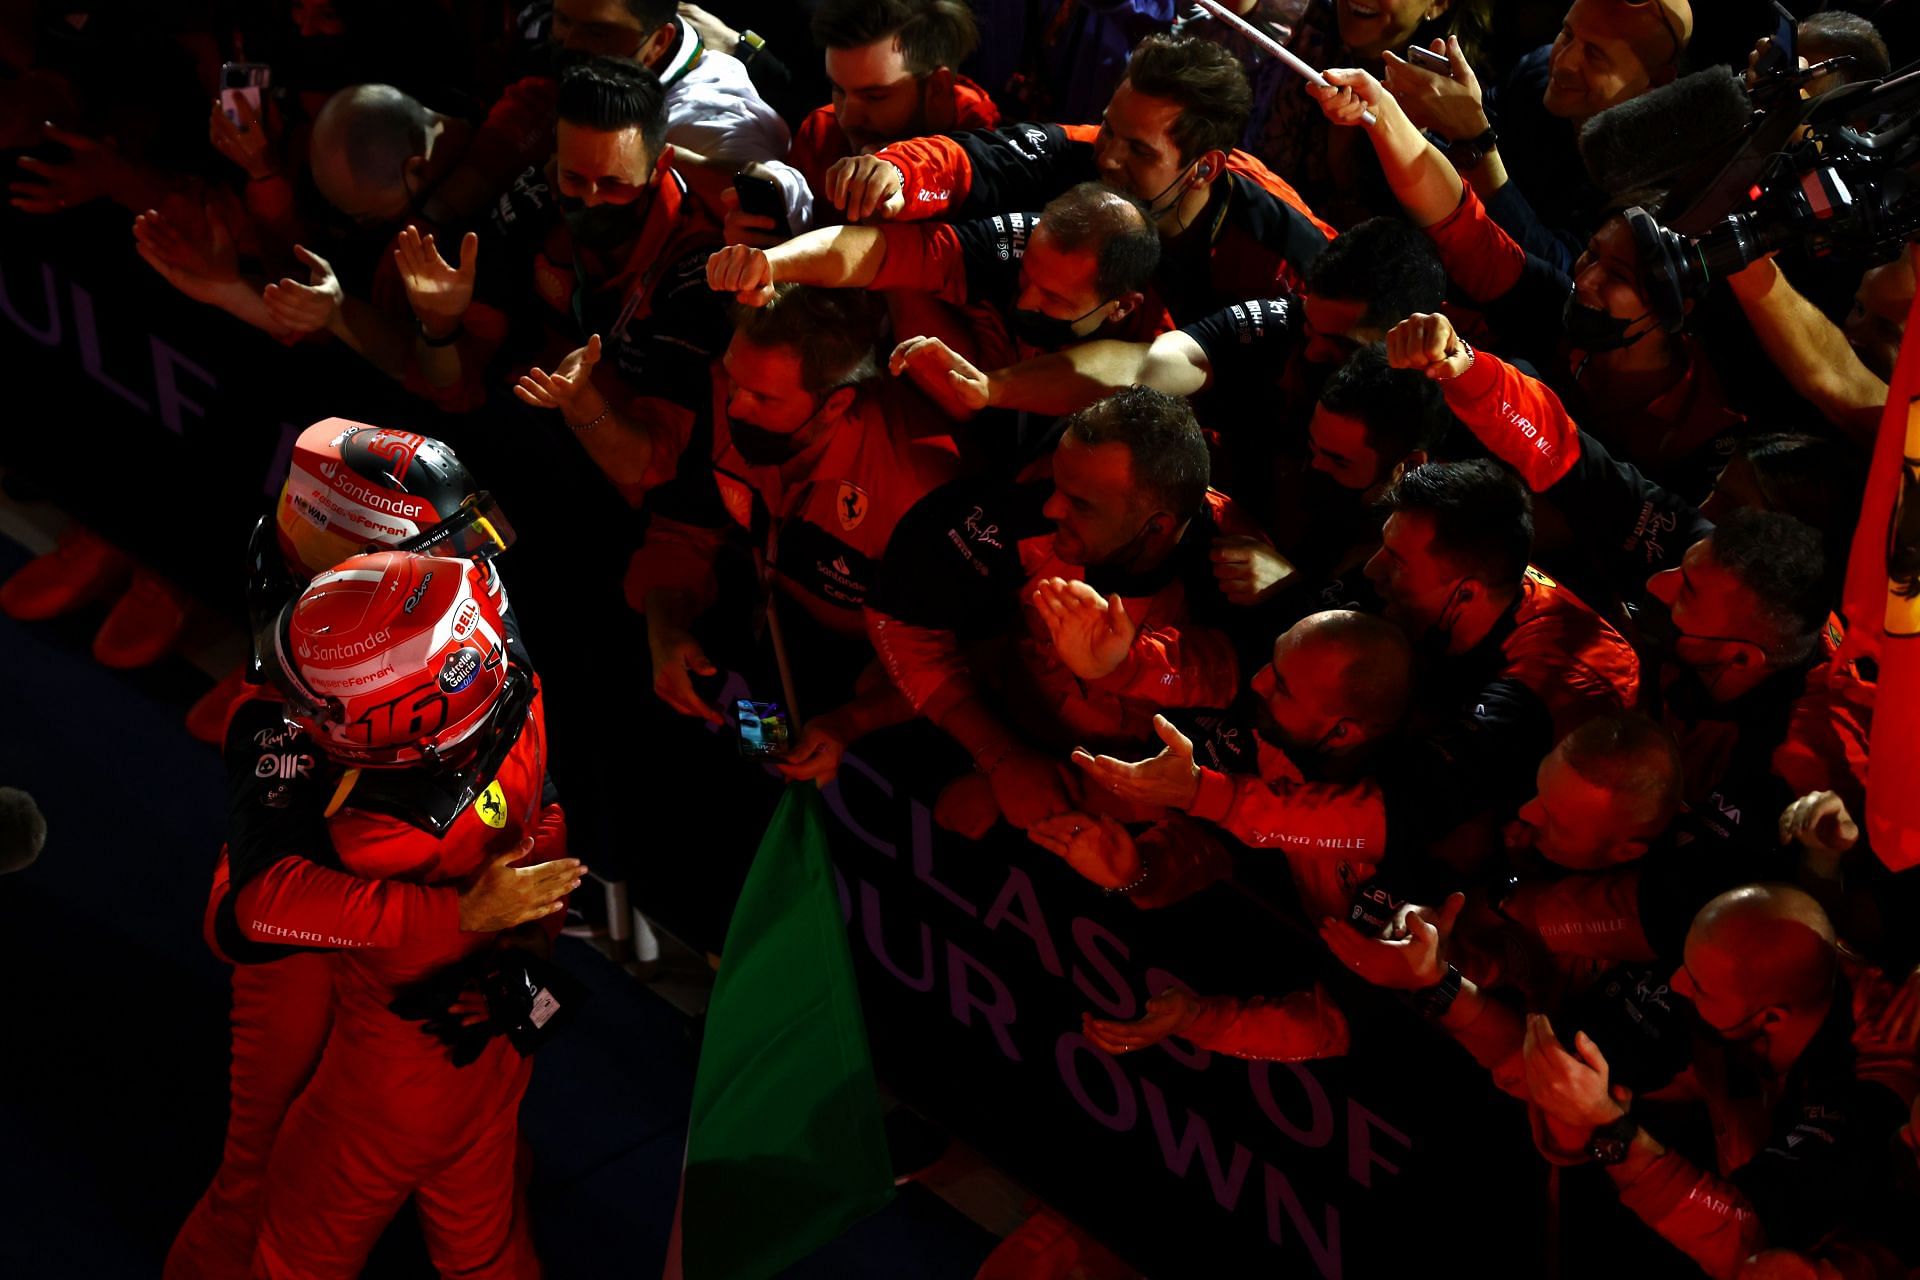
[1196,162,1213,178]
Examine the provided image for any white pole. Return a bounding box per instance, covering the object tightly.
[1191,0,1377,127]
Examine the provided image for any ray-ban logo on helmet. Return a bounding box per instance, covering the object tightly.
[403,570,434,614]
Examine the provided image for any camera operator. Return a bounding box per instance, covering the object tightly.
[1311,66,1746,494]
[1389,313,1872,865]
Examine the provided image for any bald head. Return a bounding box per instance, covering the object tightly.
[1683,884,1837,1037]
[311,84,437,223]
[1253,610,1414,759]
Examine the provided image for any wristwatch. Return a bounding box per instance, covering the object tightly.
[1446,126,1499,170]
[735,30,765,66]
[1410,964,1464,1019]
[1587,1112,1638,1166]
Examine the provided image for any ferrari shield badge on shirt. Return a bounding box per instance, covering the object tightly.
[837,482,869,532]
[474,780,509,829]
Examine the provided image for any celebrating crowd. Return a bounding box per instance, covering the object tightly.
[6,0,1920,1275]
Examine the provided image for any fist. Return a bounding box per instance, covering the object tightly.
[1386,312,1473,381]
[706,243,775,305]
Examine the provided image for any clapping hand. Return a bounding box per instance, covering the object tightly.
[394,225,478,340]
[1027,811,1143,890]
[262,245,345,337]
[1031,576,1134,680]
[1070,714,1200,810]
[11,122,125,213]
[514,335,606,424]
[1083,989,1200,1055]
[133,203,241,304]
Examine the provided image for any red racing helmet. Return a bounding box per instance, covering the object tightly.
[274,419,515,577]
[264,551,512,768]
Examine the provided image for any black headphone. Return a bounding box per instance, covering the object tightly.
[1625,206,1692,335]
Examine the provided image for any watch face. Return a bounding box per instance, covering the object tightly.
[1589,1136,1630,1165]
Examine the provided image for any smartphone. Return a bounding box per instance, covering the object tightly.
[735,699,790,759]
[220,61,271,126]
[1405,45,1452,76]
[732,171,790,236]
[1753,2,1797,78]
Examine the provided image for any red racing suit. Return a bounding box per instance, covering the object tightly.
[247,674,557,1280]
[870,122,1333,323]
[167,696,482,1280]
[865,479,1255,756]
[627,375,960,638]
[786,73,1001,213]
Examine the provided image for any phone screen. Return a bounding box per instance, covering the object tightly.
[732,173,791,235]
[219,62,271,125]
[736,699,790,758]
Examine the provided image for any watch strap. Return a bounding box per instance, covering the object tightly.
[1410,964,1464,1019]
[1587,1112,1638,1166]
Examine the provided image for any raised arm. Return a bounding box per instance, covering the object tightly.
[1309,68,1465,229]
[706,224,890,303]
[1725,255,1889,447]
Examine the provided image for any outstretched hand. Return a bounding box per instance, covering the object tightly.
[1031,576,1135,680]
[1070,715,1200,810]
[394,225,478,338]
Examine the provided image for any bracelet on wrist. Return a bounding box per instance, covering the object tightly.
[416,317,464,347]
[1105,853,1150,895]
[572,403,612,432]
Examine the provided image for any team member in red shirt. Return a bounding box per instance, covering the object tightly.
[708,181,1166,370]
[828,33,1334,323]
[784,0,999,219]
[866,386,1260,834]
[1389,313,1871,868]
[1079,459,1640,894]
[631,285,960,779]
[245,552,564,1279]
[477,59,730,504]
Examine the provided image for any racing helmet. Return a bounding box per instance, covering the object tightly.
[274,419,515,577]
[263,551,512,768]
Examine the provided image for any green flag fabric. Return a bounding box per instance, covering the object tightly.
[679,785,895,1279]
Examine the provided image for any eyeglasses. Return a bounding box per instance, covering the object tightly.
[1620,0,1684,67]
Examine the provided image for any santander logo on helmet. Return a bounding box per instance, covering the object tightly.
[278,550,511,769]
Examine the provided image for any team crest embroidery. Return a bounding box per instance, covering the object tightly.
[837,482,870,532]
[474,780,508,829]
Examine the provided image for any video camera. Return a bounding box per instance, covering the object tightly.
[1631,57,1920,332]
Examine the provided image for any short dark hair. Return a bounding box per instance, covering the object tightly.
[620,0,678,31]
[1733,432,1865,571]
[1709,508,1828,662]
[1558,712,1684,825]
[1040,183,1161,298]
[0,787,45,875]
[1122,33,1252,163]
[1798,11,1890,82]
[734,285,884,392]
[1063,385,1211,517]
[810,0,980,73]
[1318,343,1453,464]
[1379,459,1533,588]
[1306,218,1448,329]
[557,56,669,156]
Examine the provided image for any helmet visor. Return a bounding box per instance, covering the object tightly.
[384,491,516,563]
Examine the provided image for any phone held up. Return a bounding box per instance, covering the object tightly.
[736,699,790,759]
[219,62,271,125]
[1405,44,1452,76]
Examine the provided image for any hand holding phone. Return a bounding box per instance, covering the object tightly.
[1405,44,1452,76]
[220,62,271,127]
[736,699,791,759]
[731,171,790,237]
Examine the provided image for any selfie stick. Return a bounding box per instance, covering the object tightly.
[1191,0,1376,126]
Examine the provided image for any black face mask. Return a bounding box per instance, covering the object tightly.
[561,196,645,253]
[1561,295,1652,353]
[726,418,804,467]
[1010,299,1107,351]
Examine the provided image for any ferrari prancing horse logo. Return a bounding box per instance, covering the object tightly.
[837,482,869,532]
[474,780,508,829]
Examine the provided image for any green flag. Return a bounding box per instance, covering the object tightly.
[671,785,895,1279]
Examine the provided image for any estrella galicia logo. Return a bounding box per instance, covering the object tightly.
[439,646,482,694]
